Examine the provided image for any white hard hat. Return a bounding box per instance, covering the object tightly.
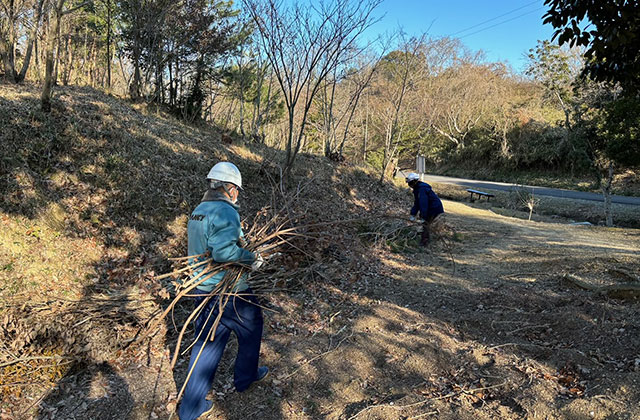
[406,173,420,182]
[206,162,243,189]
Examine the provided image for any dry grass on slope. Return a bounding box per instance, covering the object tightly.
[0,83,411,417]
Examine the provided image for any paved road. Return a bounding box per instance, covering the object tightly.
[408,173,640,206]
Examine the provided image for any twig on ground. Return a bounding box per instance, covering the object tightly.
[408,410,439,420]
[507,324,549,335]
[0,355,75,369]
[562,272,640,299]
[593,394,625,405]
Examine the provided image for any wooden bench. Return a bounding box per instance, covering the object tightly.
[467,189,495,202]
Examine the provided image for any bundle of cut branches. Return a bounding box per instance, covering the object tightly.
[144,202,313,407]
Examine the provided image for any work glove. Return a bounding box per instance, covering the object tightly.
[409,215,416,222]
[251,253,264,271]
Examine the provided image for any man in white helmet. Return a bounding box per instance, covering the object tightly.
[406,172,444,246]
[178,162,268,420]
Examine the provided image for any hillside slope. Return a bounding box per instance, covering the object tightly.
[1,84,639,420]
[0,83,402,418]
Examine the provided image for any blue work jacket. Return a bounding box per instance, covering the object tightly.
[410,181,444,220]
[187,191,255,292]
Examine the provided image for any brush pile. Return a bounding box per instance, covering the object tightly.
[0,289,157,403]
[145,203,304,357]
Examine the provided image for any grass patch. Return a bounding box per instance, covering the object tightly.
[387,226,422,254]
[0,213,102,299]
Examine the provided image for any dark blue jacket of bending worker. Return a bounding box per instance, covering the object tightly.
[410,181,444,220]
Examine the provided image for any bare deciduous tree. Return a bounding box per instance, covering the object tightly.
[430,59,502,150]
[315,46,386,161]
[243,0,381,178]
[1,0,46,82]
[370,34,426,183]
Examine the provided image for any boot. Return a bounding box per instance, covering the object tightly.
[420,223,430,247]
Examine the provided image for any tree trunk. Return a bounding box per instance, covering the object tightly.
[283,108,296,180]
[237,47,246,136]
[41,0,66,112]
[256,68,274,141]
[53,16,64,87]
[1,0,18,81]
[34,30,42,81]
[602,162,614,227]
[154,62,163,103]
[251,65,264,138]
[322,75,338,157]
[130,41,142,99]
[61,33,71,85]
[65,41,77,85]
[379,124,392,183]
[80,22,87,84]
[339,86,365,158]
[89,39,97,86]
[175,57,181,100]
[0,41,14,80]
[106,0,111,88]
[362,99,368,163]
[168,57,174,105]
[16,0,46,82]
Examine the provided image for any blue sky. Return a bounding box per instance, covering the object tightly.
[366,0,555,73]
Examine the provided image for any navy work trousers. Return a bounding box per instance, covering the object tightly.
[178,289,263,420]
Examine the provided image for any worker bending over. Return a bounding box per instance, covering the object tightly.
[406,173,444,246]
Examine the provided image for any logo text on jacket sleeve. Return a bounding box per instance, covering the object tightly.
[190,214,206,221]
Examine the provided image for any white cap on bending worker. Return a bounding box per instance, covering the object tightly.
[206,161,243,204]
[406,172,420,183]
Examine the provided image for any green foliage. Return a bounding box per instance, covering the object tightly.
[365,148,384,170]
[379,49,424,83]
[224,63,258,102]
[223,61,285,127]
[509,121,565,168]
[118,0,246,112]
[543,0,640,92]
[596,97,640,167]
[87,0,118,45]
[527,41,572,86]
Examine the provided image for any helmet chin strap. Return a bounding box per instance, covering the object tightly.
[221,183,238,204]
[210,180,238,203]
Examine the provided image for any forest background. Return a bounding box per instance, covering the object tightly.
[1,0,639,201]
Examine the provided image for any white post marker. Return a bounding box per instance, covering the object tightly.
[416,155,425,181]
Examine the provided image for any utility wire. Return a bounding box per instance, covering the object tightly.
[458,7,545,39]
[449,0,540,36]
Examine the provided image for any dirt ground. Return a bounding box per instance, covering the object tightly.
[15,199,638,420]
